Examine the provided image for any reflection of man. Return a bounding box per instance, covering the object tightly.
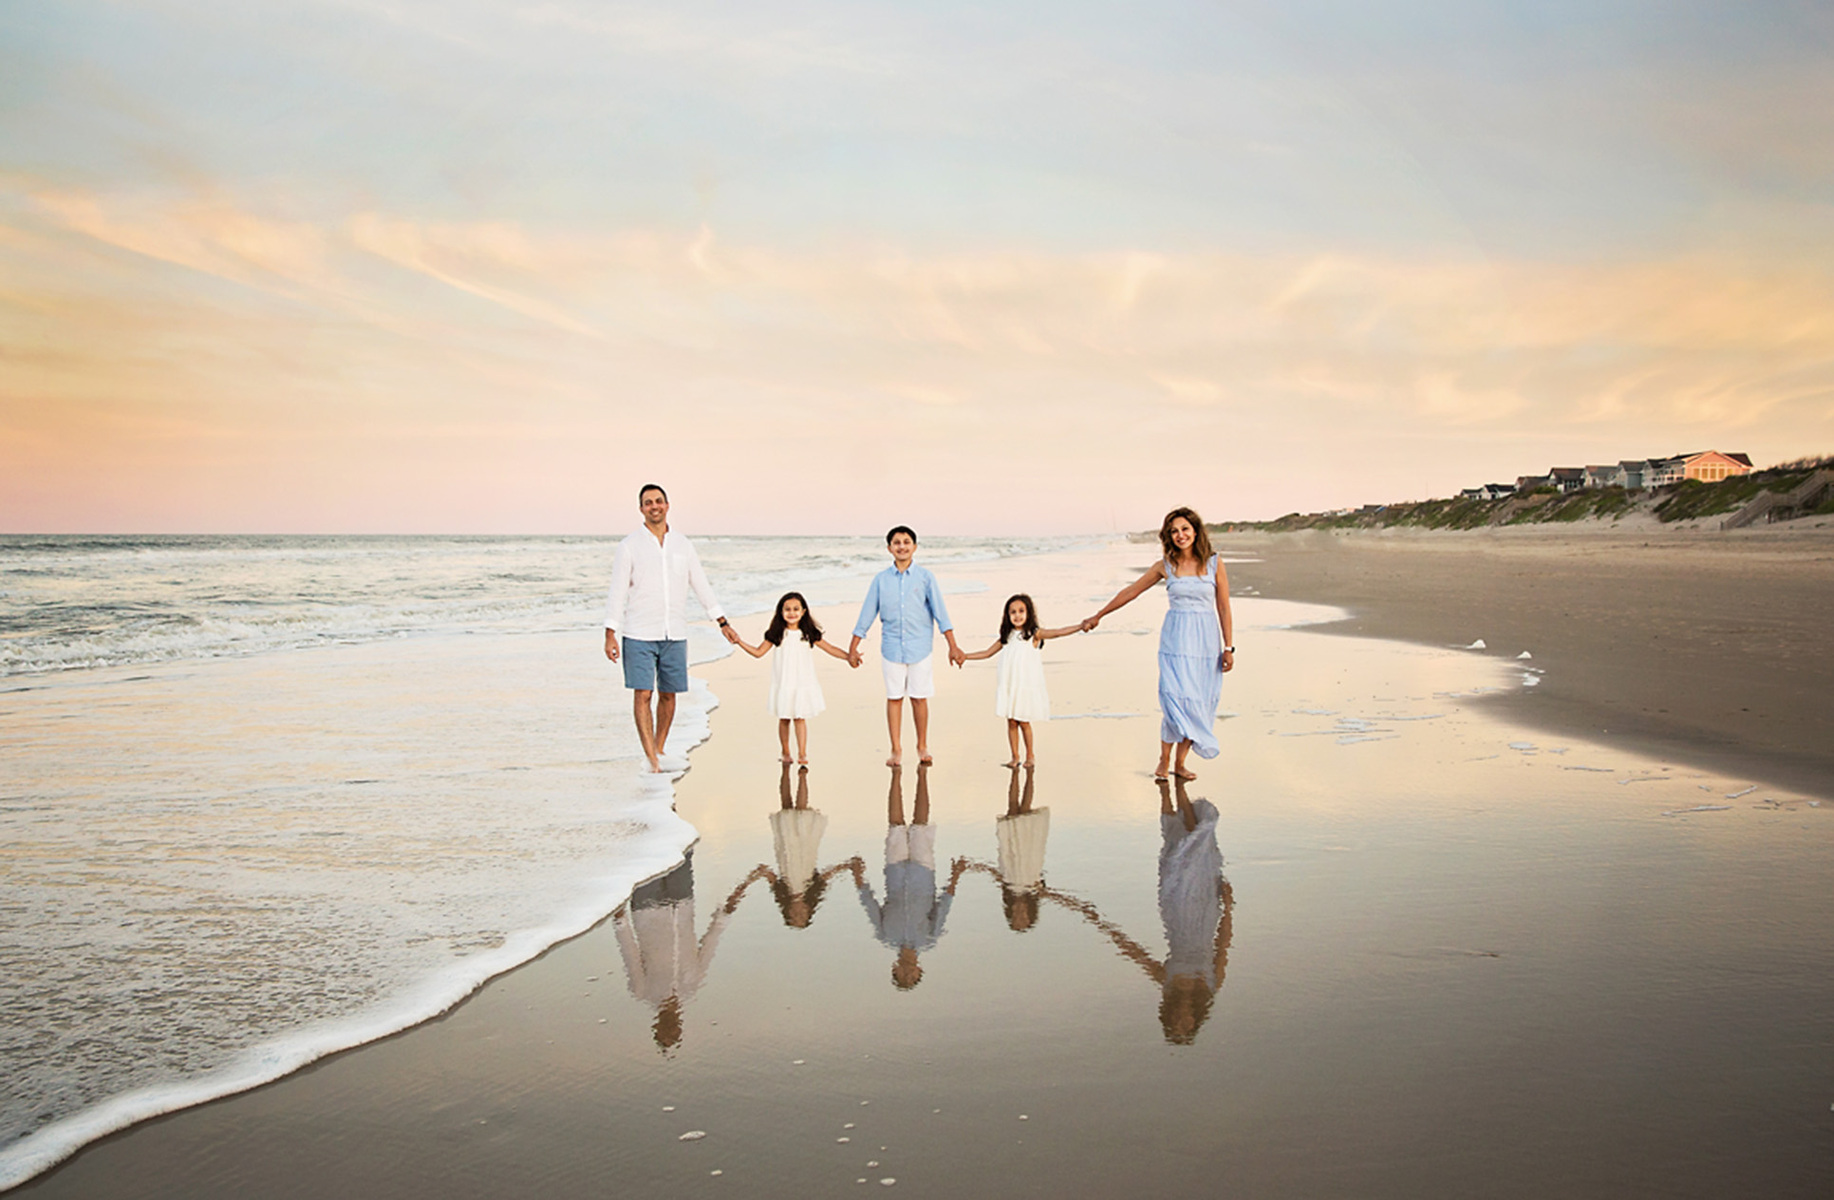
[602,484,739,772]
[613,854,740,1051]
[852,765,964,989]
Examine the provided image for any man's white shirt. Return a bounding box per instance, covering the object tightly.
[603,526,725,641]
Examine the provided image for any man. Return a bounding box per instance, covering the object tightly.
[603,484,739,772]
[848,525,965,767]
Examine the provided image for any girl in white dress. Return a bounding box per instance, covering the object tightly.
[959,593,1083,767]
[733,592,852,765]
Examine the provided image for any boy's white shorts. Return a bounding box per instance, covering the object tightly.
[885,823,937,868]
[881,654,935,700]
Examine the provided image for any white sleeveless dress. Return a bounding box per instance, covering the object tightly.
[994,629,1050,722]
[769,634,826,719]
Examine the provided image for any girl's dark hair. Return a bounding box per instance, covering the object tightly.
[1001,885,1041,932]
[769,872,829,928]
[1158,507,1214,567]
[998,593,1040,643]
[764,592,822,646]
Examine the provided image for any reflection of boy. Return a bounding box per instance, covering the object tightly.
[612,854,740,1050]
[852,765,964,989]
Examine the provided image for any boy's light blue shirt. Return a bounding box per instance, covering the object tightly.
[853,563,953,664]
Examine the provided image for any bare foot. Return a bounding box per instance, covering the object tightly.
[780,754,793,765]
[797,756,809,767]
[886,754,902,767]
[1023,757,1036,768]
[1002,758,1019,768]
[1174,768,1197,780]
[918,750,934,765]
[1152,765,1170,780]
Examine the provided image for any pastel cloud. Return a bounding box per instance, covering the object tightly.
[3,1,1831,531]
[7,173,1831,531]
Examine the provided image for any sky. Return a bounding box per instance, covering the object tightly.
[3,0,1832,533]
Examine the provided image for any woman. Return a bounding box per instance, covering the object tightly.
[1084,507,1234,780]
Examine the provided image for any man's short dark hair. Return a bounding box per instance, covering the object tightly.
[638,483,668,502]
[886,525,917,545]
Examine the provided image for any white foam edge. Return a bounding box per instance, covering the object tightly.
[0,678,720,1192]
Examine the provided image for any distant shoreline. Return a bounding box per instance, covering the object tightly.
[1213,461,1834,535]
[1222,522,1834,799]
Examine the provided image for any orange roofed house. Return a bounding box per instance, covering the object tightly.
[1646,452,1753,487]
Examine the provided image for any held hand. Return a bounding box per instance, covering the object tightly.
[848,649,863,669]
[1080,616,1099,632]
[949,645,966,668]
[721,623,740,645]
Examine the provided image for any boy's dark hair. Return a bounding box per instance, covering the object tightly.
[638,483,668,502]
[764,592,823,647]
[886,525,917,545]
[998,593,1041,643]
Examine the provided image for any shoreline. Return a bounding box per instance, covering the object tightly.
[1223,522,1834,799]
[11,538,1834,1198]
[0,632,717,1193]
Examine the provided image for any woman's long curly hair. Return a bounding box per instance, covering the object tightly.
[1158,507,1214,568]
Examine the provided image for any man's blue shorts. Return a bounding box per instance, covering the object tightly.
[622,637,689,694]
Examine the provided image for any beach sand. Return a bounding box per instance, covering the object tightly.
[1225,521,1834,798]
[14,540,1834,1198]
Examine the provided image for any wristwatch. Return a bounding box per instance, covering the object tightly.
[1223,646,1235,653]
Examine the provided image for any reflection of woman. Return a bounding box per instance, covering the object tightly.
[1153,779,1231,1043]
[1083,507,1234,781]
[761,764,849,928]
[1025,779,1233,1044]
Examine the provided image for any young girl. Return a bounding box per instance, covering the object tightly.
[960,593,1082,767]
[733,592,851,765]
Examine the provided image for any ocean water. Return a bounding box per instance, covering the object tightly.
[0,533,1086,1188]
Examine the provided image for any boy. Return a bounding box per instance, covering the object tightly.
[849,525,965,766]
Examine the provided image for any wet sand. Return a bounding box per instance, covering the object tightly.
[14,541,1834,1198]
[1224,522,1834,799]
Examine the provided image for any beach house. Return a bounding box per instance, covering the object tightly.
[1548,467,1587,494]
[1683,451,1753,482]
[1647,452,1753,487]
[1615,460,1652,489]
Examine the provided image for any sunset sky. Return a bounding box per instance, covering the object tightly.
[4,0,1832,533]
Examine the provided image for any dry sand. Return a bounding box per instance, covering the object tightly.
[1224,520,1834,799]
[14,539,1834,1198]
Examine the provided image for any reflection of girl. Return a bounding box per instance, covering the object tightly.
[993,766,1049,931]
[1082,508,1235,781]
[761,763,850,928]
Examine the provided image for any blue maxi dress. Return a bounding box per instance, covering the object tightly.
[1158,555,1224,757]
